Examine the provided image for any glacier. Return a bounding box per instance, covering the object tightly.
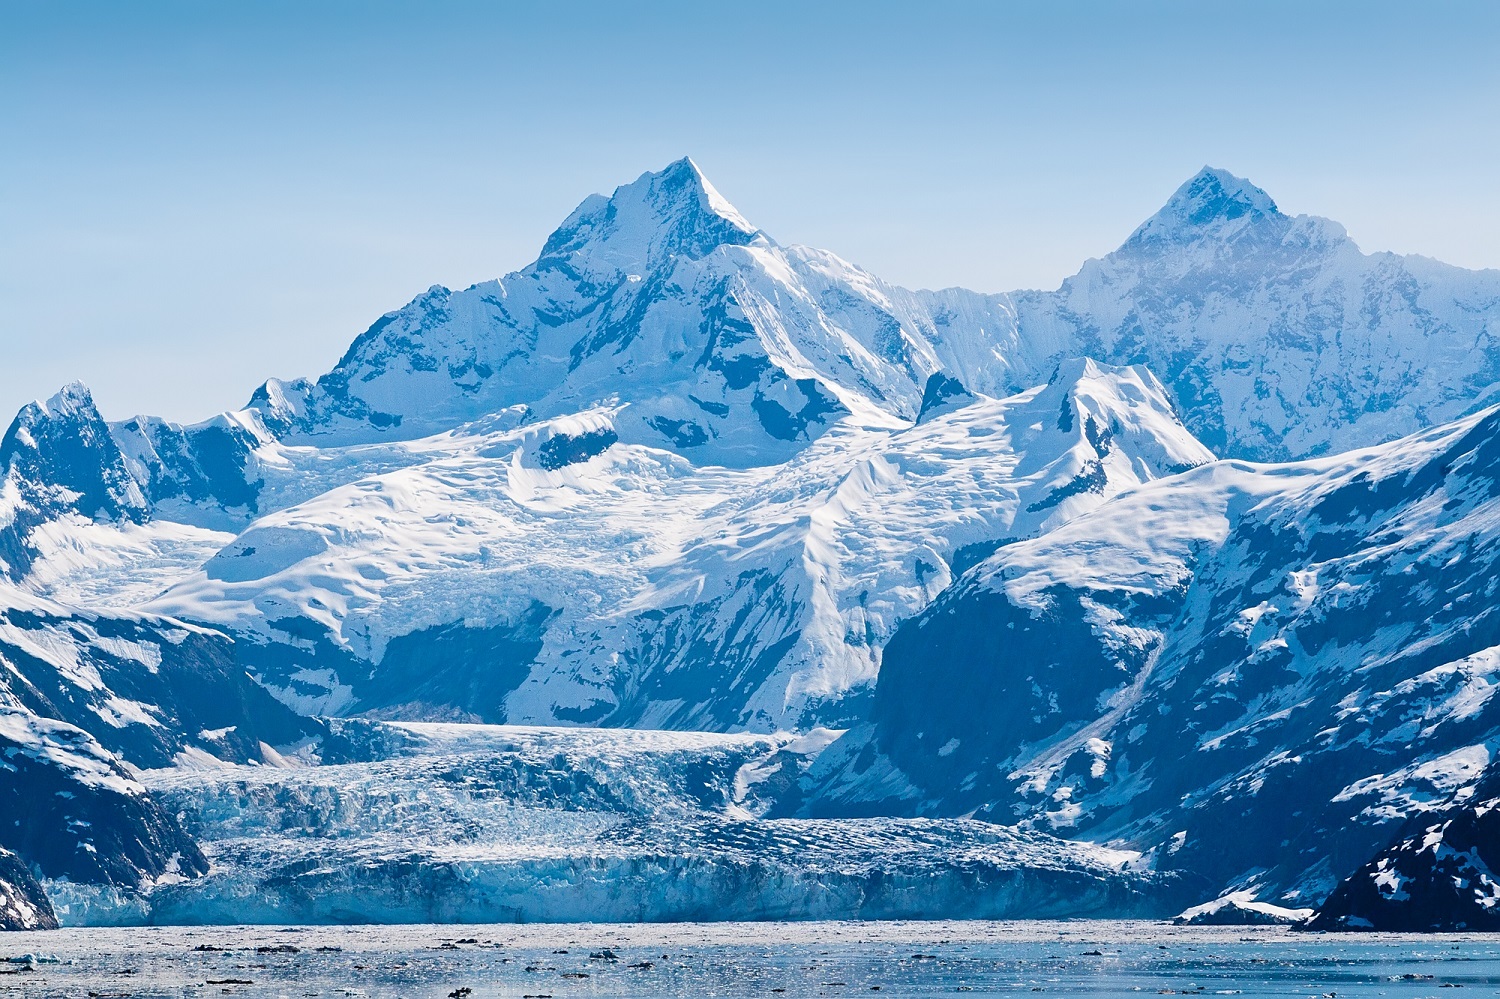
[55,719,1192,926]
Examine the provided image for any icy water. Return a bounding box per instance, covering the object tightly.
[2,920,1498,998]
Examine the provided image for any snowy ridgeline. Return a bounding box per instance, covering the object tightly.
[44,720,1197,926]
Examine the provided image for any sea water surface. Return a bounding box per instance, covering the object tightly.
[1,920,1496,998]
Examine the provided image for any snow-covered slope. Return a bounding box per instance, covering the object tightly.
[1011,167,1500,459]
[248,159,911,467]
[8,160,1499,608]
[805,401,1500,906]
[144,359,1209,731]
[0,582,321,770]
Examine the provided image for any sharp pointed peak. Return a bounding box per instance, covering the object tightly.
[3,382,108,460]
[625,156,752,224]
[1174,166,1278,216]
[656,154,705,180]
[1122,166,1282,249]
[538,156,764,271]
[35,381,99,419]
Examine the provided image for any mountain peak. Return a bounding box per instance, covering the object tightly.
[0,382,148,569]
[1175,166,1278,219]
[1122,166,1282,249]
[537,157,763,274]
[4,381,110,464]
[3,383,105,454]
[39,381,96,419]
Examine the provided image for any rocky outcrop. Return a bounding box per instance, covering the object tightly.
[0,848,56,931]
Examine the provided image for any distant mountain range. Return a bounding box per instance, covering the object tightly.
[2,159,1498,929]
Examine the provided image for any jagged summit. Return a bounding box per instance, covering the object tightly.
[1174,166,1279,220]
[1047,355,1126,386]
[3,381,119,471]
[1122,166,1282,249]
[0,381,149,579]
[36,381,96,418]
[536,156,764,276]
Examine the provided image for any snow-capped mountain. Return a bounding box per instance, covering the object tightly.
[0,384,150,581]
[247,158,917,467]
[21,157,1492,735]
[804,401,1500,907]
[10,159,1500,579]
[1011,167,1500,459]
[4,157,1500,927]
[245,161,1500,467]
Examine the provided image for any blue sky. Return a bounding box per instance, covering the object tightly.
[2,0,1497,423]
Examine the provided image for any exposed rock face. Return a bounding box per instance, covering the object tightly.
[0,588,322,922]
[0,604,323,770]
[0,848,56,931]
[1311,766,1500,931]
[0,384,148,581]
[0,707,206,888]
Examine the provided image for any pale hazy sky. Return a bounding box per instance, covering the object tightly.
[3,0,1497,423]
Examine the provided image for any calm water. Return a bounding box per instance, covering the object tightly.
[1,920,1497,998]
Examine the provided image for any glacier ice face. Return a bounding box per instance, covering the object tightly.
[87,719,1197,926]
